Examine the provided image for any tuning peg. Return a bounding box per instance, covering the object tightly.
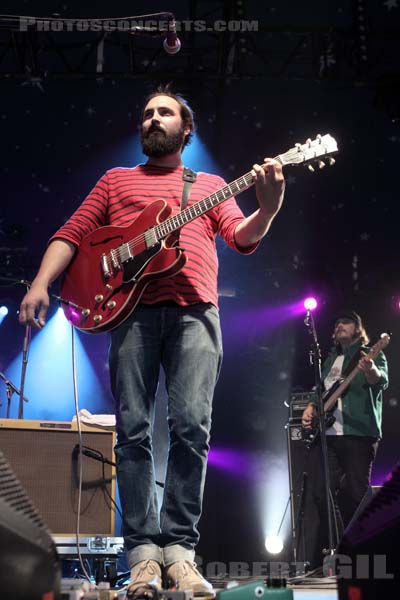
[318,160,325,169]
[306,138,312,146]
[295,143,302,152]
[308,164,315,172]
[316,133,322,142]
[328,157,336,165]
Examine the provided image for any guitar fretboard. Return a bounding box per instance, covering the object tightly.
[154,170,256,240]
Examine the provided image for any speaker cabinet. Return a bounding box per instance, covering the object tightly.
[0,419,116,536]
[286,421,315,564]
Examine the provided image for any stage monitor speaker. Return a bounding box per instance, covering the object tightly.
[337,459,400,598]
[0,418,116,537]
[286,420,313,564]
[0,448,60,599]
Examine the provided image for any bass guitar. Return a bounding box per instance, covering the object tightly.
[60,134,338,333]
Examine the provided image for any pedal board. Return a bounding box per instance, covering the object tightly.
[60,581,195,600]
[60,579,122,599]
[54,536,124,556]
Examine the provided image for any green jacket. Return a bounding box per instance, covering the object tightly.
[321,340,389,438]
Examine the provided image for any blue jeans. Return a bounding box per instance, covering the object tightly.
[109,302,223,568]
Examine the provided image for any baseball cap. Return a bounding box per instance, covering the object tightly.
[334,310,363,328]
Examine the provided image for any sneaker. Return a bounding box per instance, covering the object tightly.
[127,559,163,598]
[166,560,214,597]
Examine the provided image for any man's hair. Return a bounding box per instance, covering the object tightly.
[141,83,196,148]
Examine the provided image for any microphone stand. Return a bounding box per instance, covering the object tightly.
[304,310,336,560]
[18,281,32,419]
[0,371,29,417]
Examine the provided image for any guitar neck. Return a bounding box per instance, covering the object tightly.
[323,366,360,413]
[153,159,281,241]
[150,133,339,241]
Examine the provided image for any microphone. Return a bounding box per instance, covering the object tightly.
[163,19,181,55]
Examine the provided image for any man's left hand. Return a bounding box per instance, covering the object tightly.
[252,158,285,218]
[358,355,375,372]
[358,354,381,384]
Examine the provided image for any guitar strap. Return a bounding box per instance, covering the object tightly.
[181,167,197,210]
[177,167,197,243]
[341,348,363,378]
[339,346,363,397]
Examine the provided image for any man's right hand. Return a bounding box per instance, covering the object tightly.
[17,239,76,329]
[301,403,317,429]
[19,283,50,329]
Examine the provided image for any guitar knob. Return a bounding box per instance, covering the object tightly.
[81,309,90,318]
[106,300,116,309]
[328,157,336,165]
[308,164,315,172]
[93,315,103,323]
[318,160,325,169]
[95,294,104,303]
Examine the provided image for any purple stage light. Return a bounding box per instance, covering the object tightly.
[208,447,255,479]
[304,297,318,311]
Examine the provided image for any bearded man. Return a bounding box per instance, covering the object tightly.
[19,85,285,597]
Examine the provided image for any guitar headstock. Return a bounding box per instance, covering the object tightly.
[375,333,391,350]
[369,332,391,358]
[277,134,338,172]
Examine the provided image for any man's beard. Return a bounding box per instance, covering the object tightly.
[141,124,186,158]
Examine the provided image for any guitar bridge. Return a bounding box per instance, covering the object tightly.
[110,248,121,270]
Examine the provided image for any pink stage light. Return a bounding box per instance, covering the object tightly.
[304,297,318,311]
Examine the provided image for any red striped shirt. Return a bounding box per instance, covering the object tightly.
[51,164,257,307]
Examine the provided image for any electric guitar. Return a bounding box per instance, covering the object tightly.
[60,134,338,333]
[304,333,391,445]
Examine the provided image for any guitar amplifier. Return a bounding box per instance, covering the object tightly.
[286,391,315,422]
[0,419,116,537]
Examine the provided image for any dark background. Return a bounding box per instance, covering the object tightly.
[1,0,399,567]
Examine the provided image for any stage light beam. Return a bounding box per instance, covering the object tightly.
[0,305,9,325]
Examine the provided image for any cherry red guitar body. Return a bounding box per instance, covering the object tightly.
[60,199,186,333]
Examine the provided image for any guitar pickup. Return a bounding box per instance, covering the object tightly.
[119,242,133,263]
[144,228,158,249]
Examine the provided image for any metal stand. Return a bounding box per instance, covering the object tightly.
[304,309,336,560]
[0,277,32,418]
[0,276,31,419]
[17,323,31,419]
[0,371,29,417]
[18,281,32,419]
